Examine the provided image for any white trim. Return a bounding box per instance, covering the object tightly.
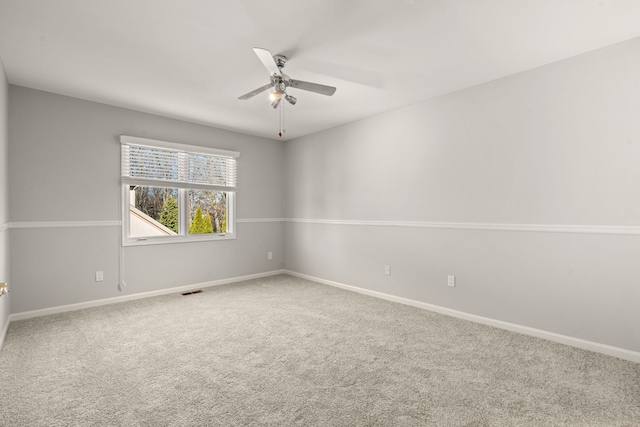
[7,218,639,235]
[122,233,236,247]
[284,270,640,364]
[120,135,240,158]
[285,218,640,235]
[10,220,121,229]
[120,177,236,192]
[9,270,286,322]
[237,218,285,223]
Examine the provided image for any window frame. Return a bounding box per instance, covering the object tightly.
[120,136,238,247]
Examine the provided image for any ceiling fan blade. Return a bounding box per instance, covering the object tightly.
[289,79,337,96]
[253,47,281,77]
[238,83,272,100]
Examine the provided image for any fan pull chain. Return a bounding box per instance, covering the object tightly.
[278,101,285,137]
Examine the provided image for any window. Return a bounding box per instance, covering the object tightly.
[121,136,238,245]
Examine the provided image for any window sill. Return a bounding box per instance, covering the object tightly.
[122,233,236,247]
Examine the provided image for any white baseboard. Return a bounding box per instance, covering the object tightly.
[9,270,286,322]
[284,270,640,364]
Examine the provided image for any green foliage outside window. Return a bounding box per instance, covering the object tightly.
[221,210,226,233]
[204,212,213,233]
[189,205,213,234]
[159,195,179,233]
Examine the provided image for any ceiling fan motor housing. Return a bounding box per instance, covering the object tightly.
[274,55,288,69]
[270,75,290,92]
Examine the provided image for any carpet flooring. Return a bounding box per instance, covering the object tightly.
[1,274,639,426]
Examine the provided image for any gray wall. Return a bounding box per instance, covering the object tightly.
[284,38,640,353]
[0,57,9,336]
[9,86,285,313]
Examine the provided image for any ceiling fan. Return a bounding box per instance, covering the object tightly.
[238,47,337,109]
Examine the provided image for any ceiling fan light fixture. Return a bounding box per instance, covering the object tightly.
[270,97,282,109]
[285,94,297,105]
[269,87,285,100]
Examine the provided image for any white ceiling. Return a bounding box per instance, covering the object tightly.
[1,0,640,141]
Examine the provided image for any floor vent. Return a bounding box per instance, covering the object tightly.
[181,290,203,296]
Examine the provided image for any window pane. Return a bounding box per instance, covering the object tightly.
[188,189,227,235]
[129,186,179,238]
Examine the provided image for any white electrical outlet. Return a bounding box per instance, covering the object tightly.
[95,271,104,282]
[268,251,273,260]
[384,265,391,275]
[447,275,455,287]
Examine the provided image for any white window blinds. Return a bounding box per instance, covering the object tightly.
[120,136,239,191]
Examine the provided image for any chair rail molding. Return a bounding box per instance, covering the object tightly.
[284,218,640,235]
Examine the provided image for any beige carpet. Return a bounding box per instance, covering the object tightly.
[1,274,639,426]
